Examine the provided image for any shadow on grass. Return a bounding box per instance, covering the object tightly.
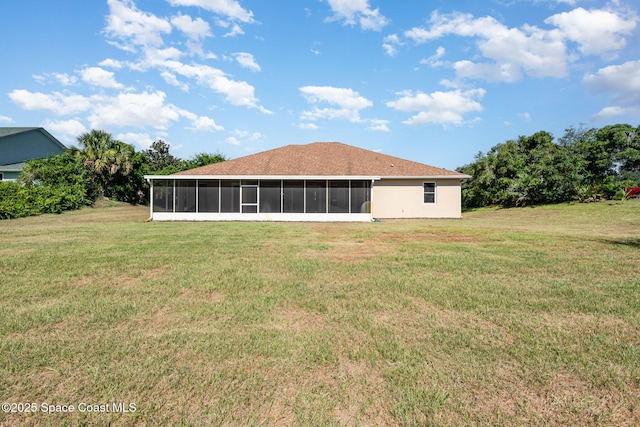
[598,238,640,248]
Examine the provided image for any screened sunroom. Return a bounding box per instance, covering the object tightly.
[147,177,373,221]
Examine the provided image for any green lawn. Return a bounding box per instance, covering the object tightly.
[1,201,639,426]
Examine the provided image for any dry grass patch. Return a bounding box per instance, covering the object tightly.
[270,307,328,332]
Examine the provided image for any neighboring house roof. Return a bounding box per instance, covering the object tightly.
[0,127,67,165]
[174,142,469,178]
[0,162,26,172]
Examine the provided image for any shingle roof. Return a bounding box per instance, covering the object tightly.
[174,142,468,178]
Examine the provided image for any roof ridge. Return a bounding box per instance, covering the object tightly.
[171,142,468,178]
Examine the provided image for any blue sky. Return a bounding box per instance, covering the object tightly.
[1,0,639,170]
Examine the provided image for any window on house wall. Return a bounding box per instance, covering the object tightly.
[198,180,219,212]
[259,181,281,213]
[153,179,174,212]
[423,182,436,204]
[351,180,371,213]
[329,181,349,213]
[175,180,196,212]
[305,180,326,213]
[0,173,3,181]
[221,180,240,212]
[283,180,304,213]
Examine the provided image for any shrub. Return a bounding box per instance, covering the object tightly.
[0,152,98,220]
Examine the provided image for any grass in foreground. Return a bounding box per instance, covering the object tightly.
[1,201,639,426]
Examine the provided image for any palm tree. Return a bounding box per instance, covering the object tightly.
[76,130,134,195]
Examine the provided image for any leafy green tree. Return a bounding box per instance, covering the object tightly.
[77,130,133,176]
[565,124,639,181]
[0,152,98,219]
[21,151,100,203]
[459,131,586,208]
[144,140,180,173]
[178,152,227,171]
[107,151,149,204]
[559,124,640,199]
[76,130,140,200]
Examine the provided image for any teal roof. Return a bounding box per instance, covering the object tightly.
[0,127,40,138]
[0,162,26,172]
[0,127,67,150]
[0,127,67,165]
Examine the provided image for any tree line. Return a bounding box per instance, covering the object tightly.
[0,130,226,219]
[457,123,640,209]
[2,124,638,219]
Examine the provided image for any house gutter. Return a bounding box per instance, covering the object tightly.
[144,174,382,181]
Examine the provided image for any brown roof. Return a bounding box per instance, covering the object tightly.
[174,142,468,178]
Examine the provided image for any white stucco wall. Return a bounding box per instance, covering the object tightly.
[372,179,463,219]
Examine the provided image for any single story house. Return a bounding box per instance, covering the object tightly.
[0,127,67,181]
[144,142,470,222]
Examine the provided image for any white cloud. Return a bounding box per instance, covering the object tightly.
[53,73,78,86]
[299,86,373,124]
[545,7,636,58]
[189,115,224,132]
[8,90,93,115]
[102,1,269,113]
[382,34,401,56]
[87,91,183,129]
[99,58,124,69]
[105,0,172,50]
[301,107,363,123]
[386,88,485,126]
[591,105,640,121]
[298,123,319,130]
[32,74,47,85]
[404,11,568,81]
[399,8,637,83]
[232,129,264,140]
[420,46,446,68]
[367,119,390,132]
[325,0,389,31]
[518,112,531,121]
[163,60,271,112]
[223,23,244,37]
[116,132,155,150]
[167,0,254,23]
[225,136,241,146]
[0,115,14,124]
[300,86,373,110]
[140,46,184,68]
[160,71,190,92]
[171,13,211,40]
[584,60,640,119]
[453,61,524,83]
[9,88,220,133]
[32,73,78,86]
[591,106,639,120]
[214,18,230,28]
[233,52,261,72]
[223,130,264,146]
[80,67,124,89]
[583,60,640,103]
[41,119,88,140]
